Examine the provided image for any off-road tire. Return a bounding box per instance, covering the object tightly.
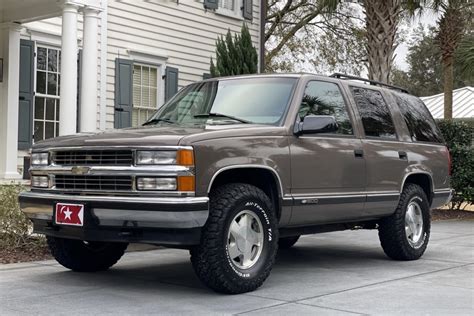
[279,236,300,249]
[47,237,128,272]
[378,184,431,260]
[190,183,279,294]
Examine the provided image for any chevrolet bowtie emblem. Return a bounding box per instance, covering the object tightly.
[71,166,91,175]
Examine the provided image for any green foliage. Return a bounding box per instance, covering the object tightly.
[0,184,30,248]
[210,24,258,77]
[391,25,473,96]
[437,120,474,210]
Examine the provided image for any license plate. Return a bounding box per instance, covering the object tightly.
[55,203,84,226]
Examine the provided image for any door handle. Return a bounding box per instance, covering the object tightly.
[398,151,408,160]
[354,149,364,158]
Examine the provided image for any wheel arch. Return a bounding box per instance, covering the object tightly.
[207,165,284,220]
[401,171,434,205]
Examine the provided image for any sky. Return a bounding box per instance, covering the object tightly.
[394,11,440,71]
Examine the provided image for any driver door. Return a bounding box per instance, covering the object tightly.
[289,80,367,225]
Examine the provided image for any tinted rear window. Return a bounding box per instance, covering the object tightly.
[392,92,444,143]
[351,87,397,139]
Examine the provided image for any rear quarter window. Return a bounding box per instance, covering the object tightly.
[392,92,444,143]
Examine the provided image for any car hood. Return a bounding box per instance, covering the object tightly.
[32,123,286,150]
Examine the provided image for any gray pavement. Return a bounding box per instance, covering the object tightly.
[1,220,473,315]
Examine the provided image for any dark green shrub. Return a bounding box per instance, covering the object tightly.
[438,120,474,210]
[210,24,258,77]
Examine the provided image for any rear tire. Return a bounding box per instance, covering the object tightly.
[47,237,128,272]
[378,184,430,260]
[190,183,279,294]
[279,236,300,249]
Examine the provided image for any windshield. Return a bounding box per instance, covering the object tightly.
[145,77,297,126]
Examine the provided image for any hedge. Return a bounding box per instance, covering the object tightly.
[437,120,474,210]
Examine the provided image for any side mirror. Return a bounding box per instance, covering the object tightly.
[295,115,338,135]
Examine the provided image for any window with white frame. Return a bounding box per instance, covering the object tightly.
[34,45,61,142]
[217,0,241,17]
[132,64,159,127]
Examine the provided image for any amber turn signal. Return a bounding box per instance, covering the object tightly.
[177,149,194,166]
[177,176,195,191]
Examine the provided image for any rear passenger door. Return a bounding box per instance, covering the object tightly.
[348,86,408,216]
[289,80,366,225]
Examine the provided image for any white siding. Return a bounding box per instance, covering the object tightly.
[421,86,474,119]
[105,0,261,129]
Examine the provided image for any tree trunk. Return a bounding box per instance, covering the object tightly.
[363,0,401,83]
[443,55,454,120]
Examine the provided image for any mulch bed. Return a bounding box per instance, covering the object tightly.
[0,238,51,264]
[431,208,474,221]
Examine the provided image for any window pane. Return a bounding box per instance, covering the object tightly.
[56,100,60,120]
[351,87,396,139]
[34,121,44,142]
[150,68,158,86]
[300,81,353,135]
[132,109,139,127]
[37,47,47,70]
[45,122,55,139]
[47,73,58,95]
[142,86,150,108]
[142,67,150,86]
[150,87,157,107]
[55,123,59,137]
[37,71,46,94]
[133,65,141,85]
[133,85,141,108]
[34,97,45,120]
[48,49,58,72]
[45,98,55,120]
[393,92,443,143]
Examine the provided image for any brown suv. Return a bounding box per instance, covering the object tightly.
[19,73,453,294]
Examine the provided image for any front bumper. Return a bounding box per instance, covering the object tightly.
[19,191,209,245]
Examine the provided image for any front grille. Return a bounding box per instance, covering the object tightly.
[52,150,134,166]
[55,175,133,191]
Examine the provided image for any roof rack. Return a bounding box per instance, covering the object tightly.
[330,73,409,94]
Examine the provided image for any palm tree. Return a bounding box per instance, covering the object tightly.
[434,0,470,119]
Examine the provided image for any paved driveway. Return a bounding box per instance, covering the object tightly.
[1,220,472,315]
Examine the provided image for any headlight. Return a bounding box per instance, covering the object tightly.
[31,153,49,166]
[136,177,177,191]
[136,151,177,165]
[31,175,49,188]
[136,149,194,166]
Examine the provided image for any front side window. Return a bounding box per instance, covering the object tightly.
[299,81,354,135]
[392,92,444,143]
[132,64,159,127]
[146,77,297,126]
[351,87,397,139]
[34,45,61,142]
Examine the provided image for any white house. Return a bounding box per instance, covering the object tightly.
[0,0,264,181]
[421,86,474,119]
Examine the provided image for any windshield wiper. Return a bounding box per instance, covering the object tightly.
[193,113,250,124]
[142,118,176,126]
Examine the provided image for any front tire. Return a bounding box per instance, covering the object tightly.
[47,237,128,272]
[190,183,279,294]
[378,184,430,260]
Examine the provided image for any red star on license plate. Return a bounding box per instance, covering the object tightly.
[55,203,84,226]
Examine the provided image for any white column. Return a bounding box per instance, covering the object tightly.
[0,24,22,180]
[59,3,79,136]
[80,7,100,132]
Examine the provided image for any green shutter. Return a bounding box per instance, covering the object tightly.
[204,0,218,10]
[203,73,211,80]
[165,67,179,102]
[114,58,133,129]
[243,0,253,20]
[18,40,35,150]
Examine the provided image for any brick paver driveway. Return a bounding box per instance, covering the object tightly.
[1,220,472,315]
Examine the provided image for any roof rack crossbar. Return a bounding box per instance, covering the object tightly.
[330,73,409,93]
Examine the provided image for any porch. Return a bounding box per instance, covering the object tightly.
[0,0,103,180]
